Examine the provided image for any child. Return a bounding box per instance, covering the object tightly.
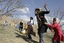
[45,18,64,43]
[27,17,35,43]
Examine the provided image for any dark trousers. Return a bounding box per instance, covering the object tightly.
[52,40,60,43]
[28,33,32,40]
[38,33,44,43]
[19,27,23,31]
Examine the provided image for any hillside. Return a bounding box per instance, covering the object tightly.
[0,15,27,28]
[0,15,64,43]
[0,15,15,26]
[0,25,64,43]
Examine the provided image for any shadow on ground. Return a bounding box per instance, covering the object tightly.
[15,32,38,43]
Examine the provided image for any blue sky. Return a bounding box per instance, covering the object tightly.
[21,0,64,16]
[14,0,64,21]
[0,0,64,21]
[17,0,63,16]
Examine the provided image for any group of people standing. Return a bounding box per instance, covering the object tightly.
[18,4,64,43]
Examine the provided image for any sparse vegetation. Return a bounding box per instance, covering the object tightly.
[0,16,63,43]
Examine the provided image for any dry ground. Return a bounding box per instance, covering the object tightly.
[0,24,64,43]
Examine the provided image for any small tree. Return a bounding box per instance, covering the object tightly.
[0,0,25,17]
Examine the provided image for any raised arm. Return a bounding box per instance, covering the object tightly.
[41,4,50,14]
[44,4,49,11]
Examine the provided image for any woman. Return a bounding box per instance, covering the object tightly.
[45,18,64,43]
[35,4,50,43]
